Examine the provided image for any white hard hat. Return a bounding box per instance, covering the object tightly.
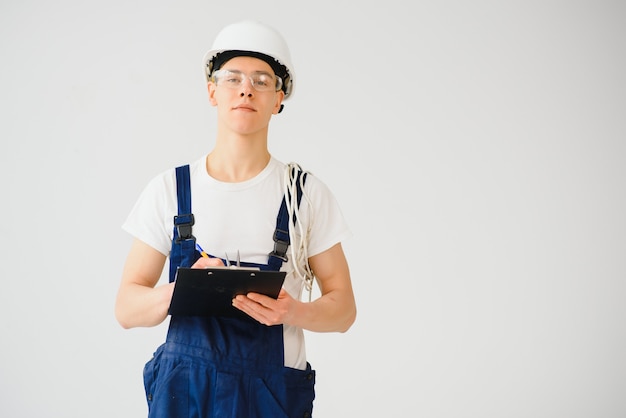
[203,20,296,100]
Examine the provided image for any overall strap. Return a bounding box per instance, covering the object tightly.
[268,166,308,271]
[169,164,197,282]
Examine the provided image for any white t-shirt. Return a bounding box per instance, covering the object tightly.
[122,155,352,369]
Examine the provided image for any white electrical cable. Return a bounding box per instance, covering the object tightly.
[283,162,315,301]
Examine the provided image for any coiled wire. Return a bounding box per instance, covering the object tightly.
[283,162,315,301]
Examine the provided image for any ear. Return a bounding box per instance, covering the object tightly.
[272,91,285,115]
[207,82,218,107]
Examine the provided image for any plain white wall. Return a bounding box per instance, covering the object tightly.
[1,1,625,417]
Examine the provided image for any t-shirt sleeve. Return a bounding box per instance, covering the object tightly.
[304,175,352,257]
[121,170,177,256]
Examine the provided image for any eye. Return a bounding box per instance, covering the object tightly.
[217,70,244,86]
[254,75,271,87]
[225,75,242,84]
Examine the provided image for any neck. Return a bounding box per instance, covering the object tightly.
[206,132,271,182]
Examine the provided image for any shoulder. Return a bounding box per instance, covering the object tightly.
[148,155,206,189]
[140,167,171,193]
[138,155,208,204]
[188,155,208,179]
[294,164,333,197]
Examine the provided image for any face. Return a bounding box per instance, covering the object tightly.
[208,56,285,136]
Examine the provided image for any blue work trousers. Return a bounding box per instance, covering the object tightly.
[143,316,315,417]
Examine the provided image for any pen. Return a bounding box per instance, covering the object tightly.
[196,243,209,258]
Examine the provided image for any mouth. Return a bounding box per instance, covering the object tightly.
[233,104,256,112]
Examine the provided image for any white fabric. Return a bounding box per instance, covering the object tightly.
[122,155,352,369]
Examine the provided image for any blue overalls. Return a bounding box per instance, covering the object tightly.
[142,165,316,418]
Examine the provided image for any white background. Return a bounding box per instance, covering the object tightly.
[1,1,625,417]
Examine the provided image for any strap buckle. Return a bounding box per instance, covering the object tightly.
[174,213,195,243]
[269,228,289,262]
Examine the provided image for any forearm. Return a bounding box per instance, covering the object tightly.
[291,289,356,333]
[293,243,356,332]
[115,282,174,329]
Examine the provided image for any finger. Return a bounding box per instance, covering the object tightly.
[245,292,272,306]
[191,257,225,268]
[233,295,274,325]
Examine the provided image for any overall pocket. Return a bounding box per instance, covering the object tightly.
[143,347,191,418]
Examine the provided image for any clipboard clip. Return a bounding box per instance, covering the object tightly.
[225,251,241,268]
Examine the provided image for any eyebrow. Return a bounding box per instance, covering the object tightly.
[222,68,274,77]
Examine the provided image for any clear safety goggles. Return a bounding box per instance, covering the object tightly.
[211,69,283,93]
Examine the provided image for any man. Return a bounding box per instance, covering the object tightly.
[115,20,356,417]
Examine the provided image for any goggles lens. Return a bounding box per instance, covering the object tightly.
[212,69,283,93]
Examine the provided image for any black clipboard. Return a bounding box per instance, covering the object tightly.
[168,267,286,317]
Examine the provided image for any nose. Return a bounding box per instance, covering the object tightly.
[239,77,254,97]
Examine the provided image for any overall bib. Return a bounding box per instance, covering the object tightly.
[142,165,316,418]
